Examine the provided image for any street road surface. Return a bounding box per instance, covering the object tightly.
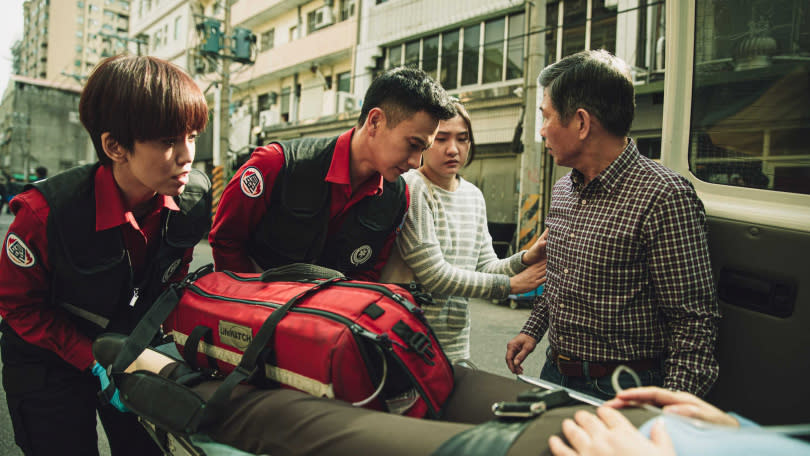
[0,212,547,454]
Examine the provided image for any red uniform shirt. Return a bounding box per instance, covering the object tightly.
[210,128,408,281]
[0,165,193,370]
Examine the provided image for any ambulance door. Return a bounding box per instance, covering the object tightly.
[663,1,810,425]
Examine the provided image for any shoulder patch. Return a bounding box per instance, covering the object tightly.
[240,166,264,198]
[6,233,36,268]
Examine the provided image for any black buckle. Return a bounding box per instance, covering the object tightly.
[409,332,431,355]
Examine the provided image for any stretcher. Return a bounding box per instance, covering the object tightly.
[93,335,658,456]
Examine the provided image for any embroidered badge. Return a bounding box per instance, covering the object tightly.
[6,233,36,268]
[162,258,182,283]
[240,166,264,198]
[350,244,373,266]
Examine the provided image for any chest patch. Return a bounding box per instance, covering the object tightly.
[350,244,373,266]
[240,166,264,198]
[162,258,182,283]
[6,233,36,268]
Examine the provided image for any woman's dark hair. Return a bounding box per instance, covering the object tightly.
[79,54,209,165]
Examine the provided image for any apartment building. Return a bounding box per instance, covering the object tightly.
[229,0,359,157]
[14,0,131,87]
[129,0,201,70]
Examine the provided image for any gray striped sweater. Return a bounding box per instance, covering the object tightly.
[395,170,526,361]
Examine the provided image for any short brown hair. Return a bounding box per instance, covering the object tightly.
[79,54,209,165]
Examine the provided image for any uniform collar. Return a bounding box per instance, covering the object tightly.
[94,164,179,232]
[326,127,384,195]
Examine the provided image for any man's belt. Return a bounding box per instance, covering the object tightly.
[549,348,660,378]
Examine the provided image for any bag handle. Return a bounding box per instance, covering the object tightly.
[199,277,344,431]
[260,262,345,282]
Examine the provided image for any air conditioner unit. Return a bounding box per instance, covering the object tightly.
[337,92,361,113]
[604,0,618,9]
[259,109,280,128]
[314,5,334,29]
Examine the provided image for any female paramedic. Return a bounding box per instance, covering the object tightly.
[381,101,547,362]
[0,54,211,455]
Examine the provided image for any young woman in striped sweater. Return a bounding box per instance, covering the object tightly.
[384,102,547,362]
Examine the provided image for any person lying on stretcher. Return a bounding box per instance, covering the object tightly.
[97,336,810,456]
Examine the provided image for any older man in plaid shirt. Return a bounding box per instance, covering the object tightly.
[506,50,720,399]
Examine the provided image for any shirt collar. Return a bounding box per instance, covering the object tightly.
[94,165,179,232]
[570,138,638,194]
[326,127,384,195]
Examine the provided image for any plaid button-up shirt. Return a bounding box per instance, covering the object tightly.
[522,139,720,396]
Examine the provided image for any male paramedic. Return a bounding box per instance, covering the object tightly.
[505,50,721,398]
[209,67,457,279]
[0,54,211,455]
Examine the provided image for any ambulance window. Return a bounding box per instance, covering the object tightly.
[688,0,810,195]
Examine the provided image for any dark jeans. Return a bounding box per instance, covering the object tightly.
[539,352,664,401]
[1,333,161,456]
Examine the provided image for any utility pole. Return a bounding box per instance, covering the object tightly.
[196,0,255,218]
[516,1,547,251]
[211,0,233,219]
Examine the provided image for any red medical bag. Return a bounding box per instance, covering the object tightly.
[161,265,454,419]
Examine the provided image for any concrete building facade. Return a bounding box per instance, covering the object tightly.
[227,0,360,159]
[0,75,94,181]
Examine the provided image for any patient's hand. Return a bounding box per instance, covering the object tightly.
[604,387,739,428]
[548,407,676,456]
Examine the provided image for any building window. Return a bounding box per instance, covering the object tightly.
[483,17,505,83]
[422,35,439,79]
[387,44,401,68]
[404,40,419,68]
[280,87,291,122]
[545,0,617,65]
[257,92,273,111]
[383,11,525,90]
[340,0,355,21]
[174,15,181,41]
[441,30,459,90]
[260,28,274,51]
[461,24,480,86]
[506,12,525,80]
[307,10,318,35]
[337,71,351,93]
